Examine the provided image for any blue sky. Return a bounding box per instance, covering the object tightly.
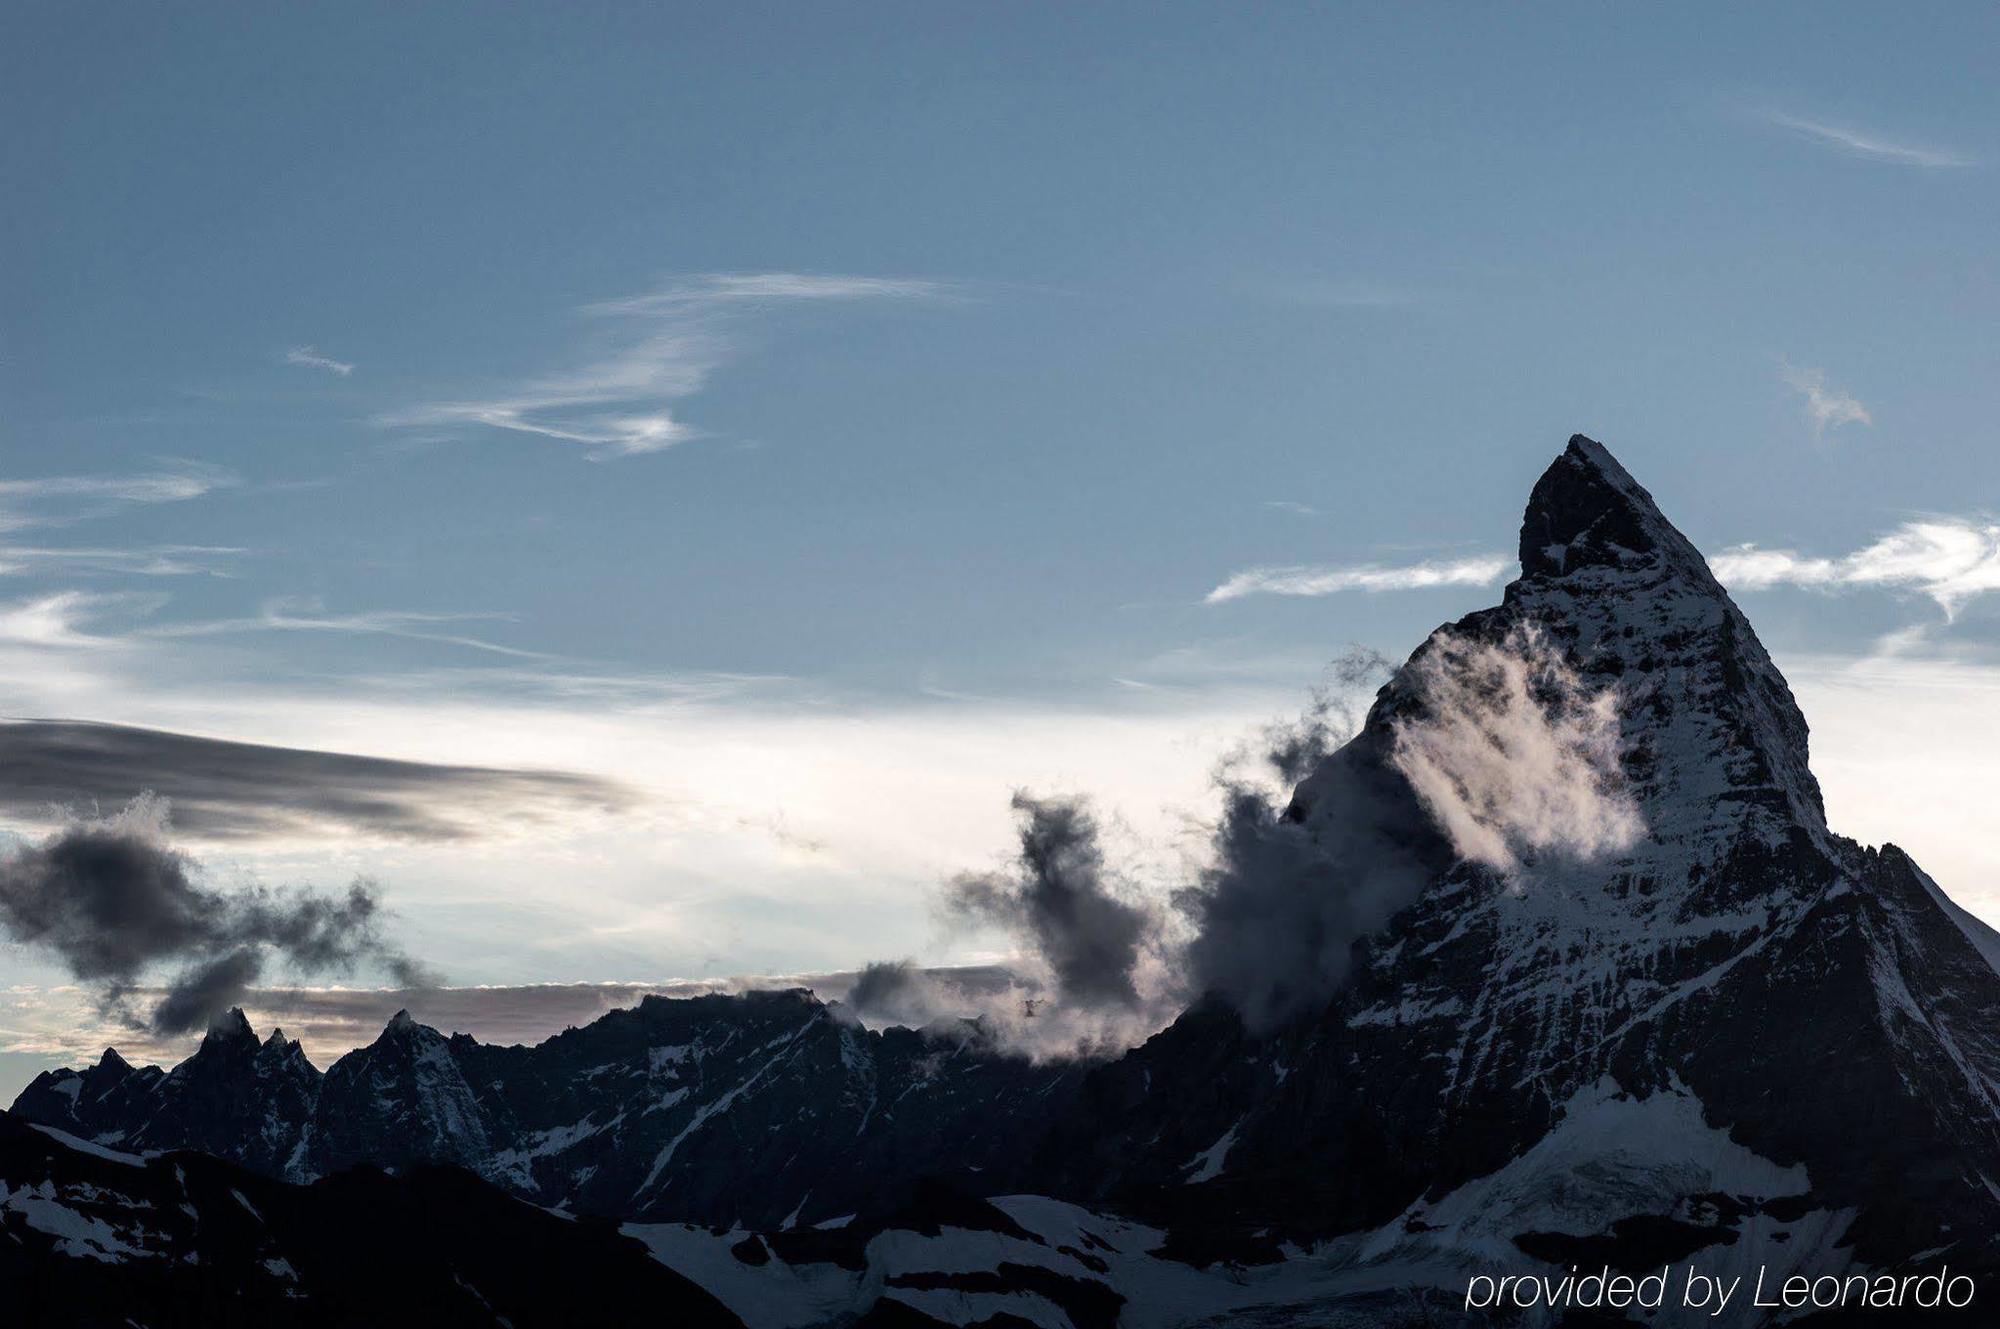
[3,3,1998,1085]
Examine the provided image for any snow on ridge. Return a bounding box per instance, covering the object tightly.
[28,1123,149,1167]
[635,1015,819,1199]
[0,1178,159,1263]
[1183,1119,1241,1184]
[1359,1076,1809,1264]
[1915,861,2000,981]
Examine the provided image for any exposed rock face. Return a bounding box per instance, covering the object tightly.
[447,989,1080,1226]
[1039,436,2000,1283]
[308,1008,496,1177]
[15,990,1077,1229]
[11,1046,163,1143]
[18,1011,320,1178]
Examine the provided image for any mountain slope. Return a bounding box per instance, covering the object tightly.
[16,990,1078,1229]
[15,1012,319,1179]
[1036,436,2000,1283]
[0,1110,743,1328]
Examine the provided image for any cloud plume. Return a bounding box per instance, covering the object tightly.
[1710,518,2000,620]
[1183,629,1643,1030]
[1179,668,1444,1033]
[946,792,1163,1011]
[839,960,1034,1032]
[0,795,435,1034]
[1206,555,1509,604]
[905,648,1416,1042]
[1254,646,1396,785]
[1388,626,1642,874]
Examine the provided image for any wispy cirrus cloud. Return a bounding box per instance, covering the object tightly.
[147,598,549,659]
[1711,517,2000,619]
[1205,554,1511,604]
[1781,361,1871,436]
[585,272,952,314]
[284,345,355,377]
[0,545,245,579]
[387,271,952,459]
[0,464,237,533]
[1761,108,1973,169]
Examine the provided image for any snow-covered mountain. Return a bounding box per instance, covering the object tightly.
[1033,436,2000,1302]
[15,1009,320,1178]
[17,989,1077,1229]
[13,436,2000,1325]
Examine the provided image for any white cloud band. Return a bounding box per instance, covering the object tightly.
[1711,518,2000,618]
[1205,554,1510,604]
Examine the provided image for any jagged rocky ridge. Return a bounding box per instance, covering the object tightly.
[14,436,2000,1326]
[15,989,1079,1230]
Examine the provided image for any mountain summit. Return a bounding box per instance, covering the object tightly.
[1519,434,1712,578]
[1044,434,2000,1291]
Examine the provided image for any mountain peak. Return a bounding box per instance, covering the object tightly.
[1517,434,1707,582]
[382,1009,424,1041]
[201,1008,257,1050]
[96,1047,130,1073]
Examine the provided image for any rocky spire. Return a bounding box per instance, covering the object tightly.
[1516,434,1714,580]
[199,1007,257,1052]
[1500,434,1828,840]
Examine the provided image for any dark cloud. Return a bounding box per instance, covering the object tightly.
[148,948,262,1037]
[1178,648,1447,1033]
[1180,630,1643,1033]
[840,649,1415,1053]
[844,960,937,1025]
[1255,646,1396,785]
[0,797,437,1034]
[0,719,635,841]
[839,960,1031,1030]
[946,792,1161,1011]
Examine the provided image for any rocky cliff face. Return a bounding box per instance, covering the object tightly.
[14,989,1076,1229]
[1038,437,2000,1286]
[17,1010,320,1178]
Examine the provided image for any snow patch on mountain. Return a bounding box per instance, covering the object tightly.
[1360,1077,1808,1262]
[0,1178,157,1262]
[625,1223,863,1329]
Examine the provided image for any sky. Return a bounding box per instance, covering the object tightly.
[3,3,1999,1096]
